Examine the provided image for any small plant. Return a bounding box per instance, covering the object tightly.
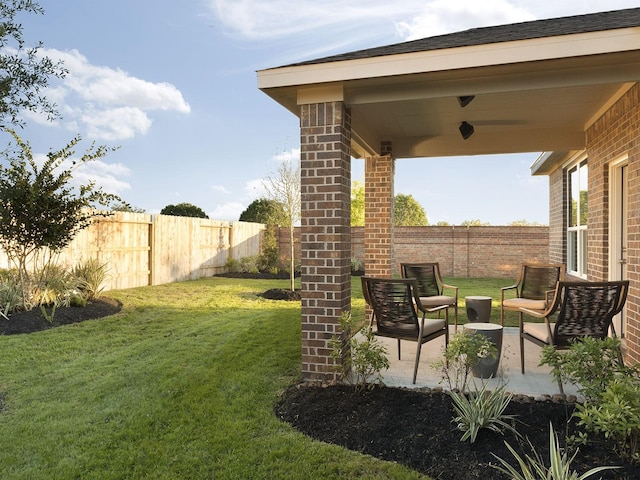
[450,382,517,443]
[73,258,108,300]
[492,423,618,480]
[541,337,640,462]
[330,311,389,392]
[0,270,23,319]
[540,337,631,402]
[575,375,640,462]
[31,264,80,322]
[224,257,241,273]
[432,330,497,392]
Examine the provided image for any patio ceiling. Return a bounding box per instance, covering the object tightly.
[258,10,640,163]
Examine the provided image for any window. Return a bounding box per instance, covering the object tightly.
[567,159,588,277]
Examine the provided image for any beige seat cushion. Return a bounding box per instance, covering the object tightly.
[523,322,556,344]
[503,298,546,310]
[419,295,455,307]
[420,319,447,337]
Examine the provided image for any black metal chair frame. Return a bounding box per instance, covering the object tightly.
[400,262,459,330]
[518,280,629,391]
[500,263,566,326]
[361,276,449,384]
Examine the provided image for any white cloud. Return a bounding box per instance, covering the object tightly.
[245,178,265,198]
[212,185,231,194]
[37,48,190,141]
[33,152,132,195]
[210,201,245,221]
[395,0,535,40]
[273,147,300,163]
[210,0,425,39]
[81,107,153,141]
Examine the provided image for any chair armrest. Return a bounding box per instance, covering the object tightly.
[518,306,547,318]
[501,284,517,304]
[425,304,450,314]
[441,283,458,301]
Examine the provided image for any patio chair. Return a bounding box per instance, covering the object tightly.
[519,280,629,391]
[500,263,565,326]
[361,276,449,384]
[400,263,459,330]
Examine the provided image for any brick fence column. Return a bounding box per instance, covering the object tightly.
[364,142,395,278]
[299,101,351,383]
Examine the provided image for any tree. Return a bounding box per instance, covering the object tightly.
[239,198,286,225]
[160,202,208,218]
[263,157,300,291]
[240,198,286,273]
[112,202,145,213]
[0,129,121,308]
[0,1,67,127]
[394,194,428,226]
[461,219,490,226]
[351,181,365,226]
[509,219,544,226]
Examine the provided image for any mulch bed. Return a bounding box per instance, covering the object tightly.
[0,297,122,335]
[275,383,640,479]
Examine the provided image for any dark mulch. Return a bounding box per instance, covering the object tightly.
[0,297,122,335]
[276,383,639,479]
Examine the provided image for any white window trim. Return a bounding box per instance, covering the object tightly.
[567,156,588,279]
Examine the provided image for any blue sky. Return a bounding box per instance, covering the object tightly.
[8,0,639,225]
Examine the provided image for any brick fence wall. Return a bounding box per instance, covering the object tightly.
[277,225,549,279]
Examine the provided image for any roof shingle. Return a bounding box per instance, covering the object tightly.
[284,7,640,67]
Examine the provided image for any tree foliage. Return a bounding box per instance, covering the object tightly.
[394,193,428,226]
[111,202,145,213]
[0,129,121,307]
[461,219,491,226]
[0,0,67,127]
[351,180,365,226]
[263,157,301,291]
[160,202,208,218]
[239,198,286,225]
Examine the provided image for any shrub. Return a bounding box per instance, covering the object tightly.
[73,258,108,300]
[432,330,497,392]
[541,337,640,462]
[450,382,516,443]
[224,257,241,273]
[330,311,389,392]
[0,271,23,319]
[239,256,260,274]
[31,264,81,322]
[540,337,631,403]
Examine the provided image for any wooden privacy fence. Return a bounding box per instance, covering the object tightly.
[0,212,265,291]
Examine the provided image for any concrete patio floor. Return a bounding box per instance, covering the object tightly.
[376,326,580,398]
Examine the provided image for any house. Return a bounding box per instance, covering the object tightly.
[257,7,640,383]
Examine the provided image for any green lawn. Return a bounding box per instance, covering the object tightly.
[0,276,518,479]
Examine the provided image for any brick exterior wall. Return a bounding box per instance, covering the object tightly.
[548,168,565,266]
[277,225,549,279]
[299,101,352,383]
[364,154,395,278]
[581,83,640,364]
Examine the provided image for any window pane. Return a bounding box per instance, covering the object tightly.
[568,231,577,272]
[569,166,578,227]
[579,162,588,226]
[580,229,588,276]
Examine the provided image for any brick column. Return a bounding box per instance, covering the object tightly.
[299,101,351,383]
[364,142,395,278]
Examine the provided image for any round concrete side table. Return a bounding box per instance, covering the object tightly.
[465,295,492,323]
[463,322,503,379]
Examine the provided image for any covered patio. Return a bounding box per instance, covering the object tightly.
[257,8,640,385]
[377,326,580,398]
